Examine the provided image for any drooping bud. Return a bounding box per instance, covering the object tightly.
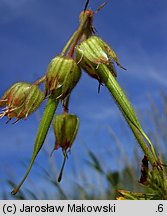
[45,56,81,99]
[0,82,44,122]
[52,113,79,182]
[52,113,79,154]
[76,35,126,82]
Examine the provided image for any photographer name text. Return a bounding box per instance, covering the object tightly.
[14,203,116,214]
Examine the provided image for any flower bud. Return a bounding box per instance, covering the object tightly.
[76,35,125,81]
[52,113,79,154]
[45,56,81,99]
[0,82,44,122]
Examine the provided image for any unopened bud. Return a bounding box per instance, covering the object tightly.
[0,82,44,122]
[52,113,79,182]
[76,35,126,81]
[52,113,79,153]
[45,56,81,99]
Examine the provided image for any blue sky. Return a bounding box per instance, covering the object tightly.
[0,0,167,198]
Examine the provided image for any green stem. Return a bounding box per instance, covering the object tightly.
[61,11,93,58]
[34,75,46,86]
[60,31,77,56]
[67,11,93,57]
[97,64,157,167]
[126,118,155,166]
[11,96,59,195]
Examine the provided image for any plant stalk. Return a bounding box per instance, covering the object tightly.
[97,64,158,167]
[12,95,59,195]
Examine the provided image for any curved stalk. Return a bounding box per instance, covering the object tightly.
[97,64,158,167]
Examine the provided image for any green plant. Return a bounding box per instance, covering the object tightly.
[0,0,167,199]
